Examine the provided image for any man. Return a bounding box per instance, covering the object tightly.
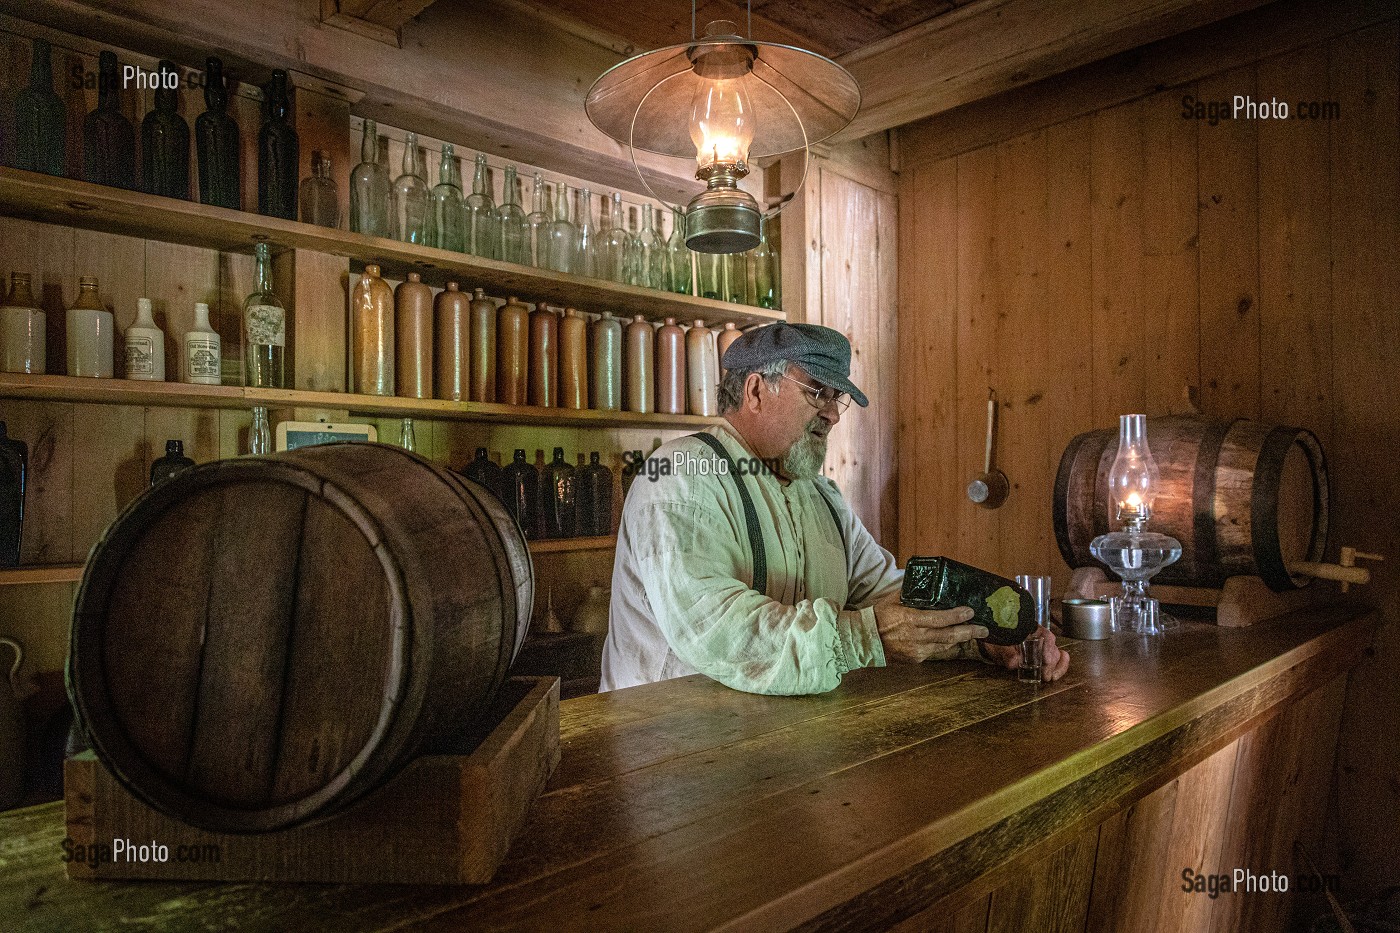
[601,322,1069,695]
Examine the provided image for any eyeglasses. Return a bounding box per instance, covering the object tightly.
[781,373,851,413]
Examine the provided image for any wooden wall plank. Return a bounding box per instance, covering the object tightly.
[69,404,144,559]
[1156,740,1240,932]
[1327,20,1400,900]
[0,402,73,564]
[1139,88,1201,416]
[1196,65,1261,421]
[1089,98,1146,423]
[985,828,1098,933]
[1084,772,1180,933]
[953,144,1001,571]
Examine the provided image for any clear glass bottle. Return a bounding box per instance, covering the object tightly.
[667,206,693,295]
[426,143,465,252]
[399,418,416,453]
[249,406,271,455]
[391,132,429,244]
[697,250,722,300]
[574,187,597,278]
[15,37,66,177]
[464,153,499,260]
[750,217,777,309]
[257,70,298,220]
[299,151,340,228]
[242,242,286,388]
[638,204,666,290]
[195,57,241,209]
[597,192,630,284]
[83,50,136,190]
[497,165,529,265]
[625,206,643,286]
[723,251,748,304]
[141,61,190,200]
[526,172,549,268]
[349,119,390,237]
[545,182,579,274]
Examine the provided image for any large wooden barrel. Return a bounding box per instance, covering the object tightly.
[1053,417,1328,591]
[68,442,532,833]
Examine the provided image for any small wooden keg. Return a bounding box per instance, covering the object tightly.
[69,443,533,833]
[1053,417,1328,591]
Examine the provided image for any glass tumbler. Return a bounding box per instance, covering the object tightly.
[1015,574,1052,682]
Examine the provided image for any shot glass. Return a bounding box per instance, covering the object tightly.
[1015,574,1052,682]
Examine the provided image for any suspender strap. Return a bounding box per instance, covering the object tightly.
[691,433,767,595]
[812,481,848,576]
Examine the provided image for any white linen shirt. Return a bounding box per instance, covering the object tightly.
[600,422,904,695]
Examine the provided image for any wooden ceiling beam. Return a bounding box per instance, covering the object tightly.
[832,0,1279,141]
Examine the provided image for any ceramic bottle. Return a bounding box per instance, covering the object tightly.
[0,273,45,375]
[350,264,394,395]
[624,314,653,414]
[528,302,558,408]
[468,288,496,403]
[124,297,166,381]
[559,307,588,410]
[184,301,221,385]
[590,312,622,411]
[717,321,742,376]
[656,317,686,414]
[434,282,470,402]
[395,272,433,399]
[686,320,718,416]
[67,277,114,378]
[496,296,529,405]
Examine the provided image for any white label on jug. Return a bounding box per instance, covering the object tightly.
[125,336,155,375]
[246,305,285,347]
[187,338,220,378]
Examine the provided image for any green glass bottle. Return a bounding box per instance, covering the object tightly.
[638,204,666,290]
[750,218,778,309]
[242,242,286,388]
[15,38,66,177]
[140,61,190,200]
[666,207,693,295]
[697,250,722,301]
[195,57,241,209]
[426,143,465,251]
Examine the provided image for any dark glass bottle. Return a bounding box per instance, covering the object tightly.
[257,70,299,220]
[149,439,195,486]
[0,422,27,567]
[461,447,504,500]
[576,452,614,537]
[15,38,66,177]
[195,57,241,210]
[140,60,190,199]
[500,448,539,540]
[541,446,577,539]
[82,51,136,190]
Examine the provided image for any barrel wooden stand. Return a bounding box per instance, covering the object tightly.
[1066,566,1337,627]
[63,677,559,885]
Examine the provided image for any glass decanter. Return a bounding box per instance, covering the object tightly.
[1089,414,1182,635]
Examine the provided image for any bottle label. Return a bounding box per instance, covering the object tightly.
[246,304,285,347]
[125,336,155,375]
[187,337,221,377]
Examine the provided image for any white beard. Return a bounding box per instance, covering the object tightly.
[782,420,829,479]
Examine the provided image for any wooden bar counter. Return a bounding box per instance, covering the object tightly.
[0,605,1375,932]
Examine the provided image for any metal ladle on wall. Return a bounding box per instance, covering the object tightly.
[967,389,1009,509]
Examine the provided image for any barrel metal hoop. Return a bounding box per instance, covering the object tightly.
[1188,419,1232,588]
[1251,427,1302,592]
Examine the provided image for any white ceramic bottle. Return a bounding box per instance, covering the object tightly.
[124,298,165,381]
[184,301,221,385]
[0,273,45,374]
[66,276,114,379]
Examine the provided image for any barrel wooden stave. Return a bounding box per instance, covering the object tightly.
[1053,416,1328,591]
[70,443,532,832]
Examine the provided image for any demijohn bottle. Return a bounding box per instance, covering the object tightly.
[257,69,299,220]
[576,452,614,536]
[0,422,27,567]
[391,132,428,244]
[83,51,136,190]
[464,153,498,260]
[195,57,241,209]
[242,242,286,387]
[299,151,340,228]
[141,61,190,200]
[0,273,45,375]
[501,448,540,539]
[149,439,195,486]
[15,38,66,177]
[497,165,529,265]
[426,143,465,252]
[349,119,389,236]
[667,207,693,295]
[541,447,577,539]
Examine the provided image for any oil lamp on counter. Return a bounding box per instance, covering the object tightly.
[1090,414,1182,635]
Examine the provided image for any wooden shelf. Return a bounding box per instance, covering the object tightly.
[0,373,722,429]
[0,563,84,585]
[529,536,617,554]
[0,167,783,329]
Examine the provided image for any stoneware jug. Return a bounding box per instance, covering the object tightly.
[0,637,24,810]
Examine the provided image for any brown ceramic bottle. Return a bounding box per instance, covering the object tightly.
[717,321,742,374]
[434,281,469,401]
[496,295,529,405]
[350,264,394,395]
[394,272,433,399]
[468,287,496,402]
[625,314,654,414]
[656,317,686,415]
[528,302,557,407]
[559,307,588,410]
[686,319,718,416]
[591,311,623,411]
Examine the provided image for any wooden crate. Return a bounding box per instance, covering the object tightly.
[63,676,559,884]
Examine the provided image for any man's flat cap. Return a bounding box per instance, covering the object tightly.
[720,322,869,407]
